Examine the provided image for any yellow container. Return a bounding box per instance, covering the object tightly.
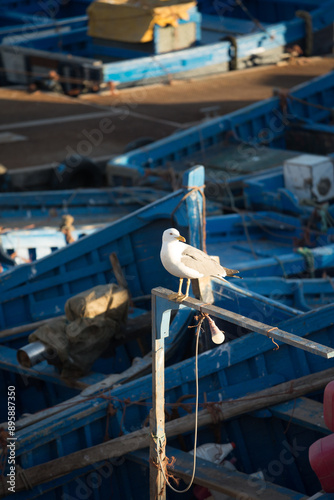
[87,0,196,43]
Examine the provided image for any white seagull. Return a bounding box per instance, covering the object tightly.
[160,228,241,301]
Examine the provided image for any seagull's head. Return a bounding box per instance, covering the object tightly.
[162,228,186,244]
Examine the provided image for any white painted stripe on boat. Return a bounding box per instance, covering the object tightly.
[0,108,181,131]
[0,132,27,144]
[0,111,120,131]
[124,110,182,128]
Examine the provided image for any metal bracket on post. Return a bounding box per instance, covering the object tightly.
[154,296,186,340]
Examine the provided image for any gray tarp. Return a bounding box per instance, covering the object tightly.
[29,284,129,378]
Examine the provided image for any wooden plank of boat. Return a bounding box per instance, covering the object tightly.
[131,446,305,500]
[270,397,330,435]
[0,187,168,225]
[0,316,66,340]
[2,366,333,496]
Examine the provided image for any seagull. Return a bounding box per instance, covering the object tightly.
[160,228,241,302]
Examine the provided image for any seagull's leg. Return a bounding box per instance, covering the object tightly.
[169,278,191,303]
[183,279,191,300]
[168,278,184,301]
[178,279,183,295]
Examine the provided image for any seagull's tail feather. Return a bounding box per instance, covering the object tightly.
[215,275,242,283]
[223,267,242,279]
[214,275,245,293]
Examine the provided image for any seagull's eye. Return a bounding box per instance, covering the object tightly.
[169,233,173,235]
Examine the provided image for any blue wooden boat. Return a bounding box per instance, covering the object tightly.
[244,167,334,223]
[107,70,334,185]
[205,211,334,278]
[0,165,333,448]
[0,13,87,43]
[1,0,334,91]
[0,187,170,227]
[1,208,334,324]
[238,277,334,312]
[0,166,205,416]
[0,272,330,409]
[0,204,334,423]
[0,261,317,420]
[0,166,205,301]
[0,226,95,270]
[1,280,334,499]
[0,187,170,272]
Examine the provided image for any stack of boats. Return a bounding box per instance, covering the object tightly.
[1,51,334,500]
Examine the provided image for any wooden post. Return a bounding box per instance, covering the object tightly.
[150,294,181,499]
[150,294,167,500]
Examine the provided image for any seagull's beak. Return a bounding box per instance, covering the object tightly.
[176,235,186,242]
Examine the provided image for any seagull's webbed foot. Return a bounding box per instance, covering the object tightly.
[168,279,190,303]
[168,278,187,302]
[168,292,186,302]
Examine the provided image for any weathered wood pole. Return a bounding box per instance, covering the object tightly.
[150,293,167,500]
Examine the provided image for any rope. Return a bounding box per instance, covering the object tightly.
[273,255,288,279]
[266,327,280,351]
[234,0,275,40]
[0,379,310,457]
[62,189,81,210]
[297,247,315,278]
[283,397,297,434]
[301,200,334,233]
[155,313,205,493]
[220,174,259,259]
[280,90,334,113]
[104,402,117,441]
[171,185,207,253]
[149,56,173,85]
[238,210,259,260]
[219,204,300,244]
[16,465,33,490]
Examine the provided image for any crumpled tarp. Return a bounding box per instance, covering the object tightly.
[29,284,129,378]
[65,284,128,321]
[87,0,196,43]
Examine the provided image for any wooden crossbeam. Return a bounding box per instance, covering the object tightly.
[152,287,334,358]
[132,447,305,500]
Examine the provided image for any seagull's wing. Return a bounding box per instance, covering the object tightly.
[181,245,240,277]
